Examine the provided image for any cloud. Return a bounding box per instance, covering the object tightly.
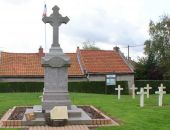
[0,0,170,61]
[59,0,147,46]
[1,0,33,5]
[63,10,146,48]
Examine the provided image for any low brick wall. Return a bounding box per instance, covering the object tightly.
[1,106,118,127]
[1,106,27,127]
[90,106,117,125]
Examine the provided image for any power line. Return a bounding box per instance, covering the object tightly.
[122,44,144,48]
[114,44,144,60]
[113,43,145,60]
[127,44,144,60]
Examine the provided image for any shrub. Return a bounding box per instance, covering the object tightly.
[0,81,128,94]
[68,81,128,95]
[135,80,170,94]
[0,82,43,92]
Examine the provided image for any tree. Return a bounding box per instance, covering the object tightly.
[135,53,163,80]
[144,15,170,79]
[134,57,147,80]
[82,41,100,50]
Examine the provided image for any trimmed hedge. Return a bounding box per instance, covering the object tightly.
[0,82,44,92]
[0,81,128,94]
[68,81,128,95]
[135,80,170,94]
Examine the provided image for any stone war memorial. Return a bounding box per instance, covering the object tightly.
[0,5,118,128]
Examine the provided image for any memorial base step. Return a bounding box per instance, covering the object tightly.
[42,100,71,111]
[43,93,70,100]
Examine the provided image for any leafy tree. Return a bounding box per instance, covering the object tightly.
[134,57,147,80]
[82,41,100,50]
[135,53,163,80]
[144,15,170,79]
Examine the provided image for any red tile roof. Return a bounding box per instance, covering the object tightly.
[67,53,84,76]
[0,48,133,77]
[0,52,84,77]
[78,49,133,74]
[0,52,44,77]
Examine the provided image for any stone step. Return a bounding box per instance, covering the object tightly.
[34,112,45,118]
[43,88,68,93]
[43,93,70,100]
[42,99,71,103]
[33,105,42,113]
[67,117,92,125]
[33,105,43,118]
[43,92,70,95]
[22,117,46,126]
[68,110,82,118]
[42,100,71,111]
[68,105,92,125]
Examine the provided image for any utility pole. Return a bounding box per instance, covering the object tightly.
[124,44,144,60]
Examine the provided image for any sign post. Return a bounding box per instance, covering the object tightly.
[105,74,116,94]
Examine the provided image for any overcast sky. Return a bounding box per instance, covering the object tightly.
[0,0,170,60]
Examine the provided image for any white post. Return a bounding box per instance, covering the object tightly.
[130,84,138,99]
[144,84,152,98]
[155,87,166,107]
[137,88,147,107]
[115,85,123,100]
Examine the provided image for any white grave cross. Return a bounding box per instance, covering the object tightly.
[155,87,166,107]
[144,84,152,98]
[130,84,138,99]
[159,83,166,90]
[115,85,123,100]
[137,88,147,107]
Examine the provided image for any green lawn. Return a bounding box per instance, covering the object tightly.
[0,93,170,130]
[0,129,20,130]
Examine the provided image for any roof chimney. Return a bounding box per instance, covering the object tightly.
[38,46,43,55]
[76,46,80,53]
[113,46,120,52]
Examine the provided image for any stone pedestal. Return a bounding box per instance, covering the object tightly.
[41,50,71,112]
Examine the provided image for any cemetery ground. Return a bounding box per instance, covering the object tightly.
[0,93,170,130]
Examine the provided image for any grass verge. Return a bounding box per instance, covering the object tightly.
[0,93,170,130]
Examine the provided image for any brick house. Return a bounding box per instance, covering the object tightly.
[0,47,134,88]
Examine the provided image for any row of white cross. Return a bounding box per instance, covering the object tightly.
[115,84,166,107]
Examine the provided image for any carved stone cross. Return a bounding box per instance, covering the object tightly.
[42,5,69,48]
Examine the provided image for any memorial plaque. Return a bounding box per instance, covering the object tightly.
[50,106,68,120]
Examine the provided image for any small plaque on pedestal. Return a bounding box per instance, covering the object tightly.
[50,106,68,120]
